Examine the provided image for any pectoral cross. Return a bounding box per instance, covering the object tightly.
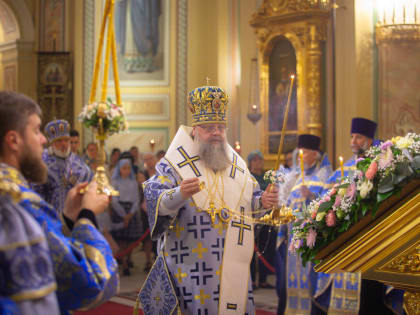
[205,201,220,224]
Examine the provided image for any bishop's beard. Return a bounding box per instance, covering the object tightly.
[20,143,47,184]
[49,146,71,159]
[194,133,230,172]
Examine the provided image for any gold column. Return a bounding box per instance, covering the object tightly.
[306,24,323,137]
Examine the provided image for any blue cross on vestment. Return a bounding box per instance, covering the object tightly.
[231,206,251,245]
[176,146,201,177]
[229,154,244,179]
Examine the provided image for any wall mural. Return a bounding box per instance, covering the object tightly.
[378,42,420,140]
[111,0,170,86]
[39,0,65,51]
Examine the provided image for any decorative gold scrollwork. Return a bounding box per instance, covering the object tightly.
[381,244,420,274]
[404,291,420,315]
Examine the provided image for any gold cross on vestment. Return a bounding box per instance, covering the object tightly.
[216,265,223,279]
[229,154,245,179]
[174,267,187,283]
[231,207,252,246]
[173,222,184,238]
[205,201,220,224]
[212,219,225,236]
[176,147,201,177]
[158,175,171,184]
[195,289,210,305]
[192,241,208,259]
[350,273,358,286]
[290,273,296,282]
[336,273,342,283]
[153,296,161,303]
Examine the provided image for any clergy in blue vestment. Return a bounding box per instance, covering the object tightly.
[138,85,279,314]
[0,91,119,314]
[32,119,93,213]
[0,181,60,315]
[276,134,332,315]
[316,117,404,315]
[325,117,377,189]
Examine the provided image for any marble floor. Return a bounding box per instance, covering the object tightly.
[111,247,278,313]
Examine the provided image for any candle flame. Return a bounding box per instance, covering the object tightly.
[290,74,295,79]
[339,156,343,162]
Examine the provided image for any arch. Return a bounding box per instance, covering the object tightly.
[0,0,34,43]
[0,0,20,42]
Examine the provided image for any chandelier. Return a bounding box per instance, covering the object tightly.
[376,0,420,43]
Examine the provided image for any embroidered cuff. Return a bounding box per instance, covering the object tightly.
[159,187,186,217]
[77,208,99,229]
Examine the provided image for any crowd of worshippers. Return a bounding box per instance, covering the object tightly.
[1,89,403,315]
[33,121,166,277]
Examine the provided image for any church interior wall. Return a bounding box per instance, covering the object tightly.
[332,0,375,164]
[0,0,418,163]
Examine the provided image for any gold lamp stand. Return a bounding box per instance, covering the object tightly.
[83,0,123,196]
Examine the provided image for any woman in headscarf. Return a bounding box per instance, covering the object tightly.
[110,155,142,276]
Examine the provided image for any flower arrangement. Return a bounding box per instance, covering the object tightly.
[78,99,128,135]
[264,166,287,184]
[290,133,420,265]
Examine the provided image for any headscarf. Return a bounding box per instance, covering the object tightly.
[111,158,135,180]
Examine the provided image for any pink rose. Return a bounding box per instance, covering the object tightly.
[306,228,317,249]
[322,195,331,203]
[365,161,378,180]
[345,182,356,200]
[326,210,337,227]
[328,188,337,197]
[311,209,317,220]
[333,195,342,208]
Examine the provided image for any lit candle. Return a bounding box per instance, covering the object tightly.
[235,141,241,152]
[299,149,305,184]
[150,139,156,151]
[251,104,257,112]
[339,156,344,178]
[275,74,295,170]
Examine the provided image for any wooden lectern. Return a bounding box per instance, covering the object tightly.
[314,179,420,314]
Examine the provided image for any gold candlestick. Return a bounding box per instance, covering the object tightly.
[339,156,344,179]
[275,75,295,170]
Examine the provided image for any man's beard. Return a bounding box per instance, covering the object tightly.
[50,146,70,159]
[194,134,230,172]
[351,141,370,156]
[19,143,47,184]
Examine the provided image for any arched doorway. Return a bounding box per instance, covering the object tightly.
[0,0,35,96]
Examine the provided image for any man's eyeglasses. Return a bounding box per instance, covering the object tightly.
[198,125,227,133]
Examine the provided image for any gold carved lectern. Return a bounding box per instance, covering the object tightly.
[314,179,420,314]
